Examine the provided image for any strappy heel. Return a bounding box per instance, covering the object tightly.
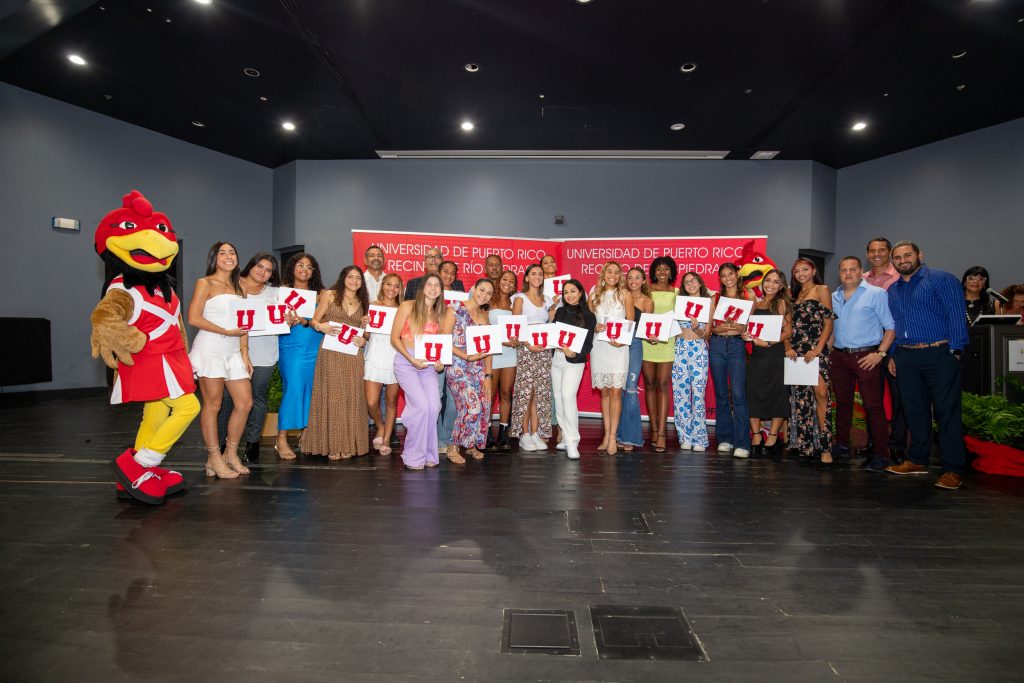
[205,445,240,479]
[222,440,251,475]
[447,445,466,464]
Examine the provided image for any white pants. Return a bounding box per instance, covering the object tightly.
[551,354,585,448]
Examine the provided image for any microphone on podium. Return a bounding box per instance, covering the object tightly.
[987,288,1009,304]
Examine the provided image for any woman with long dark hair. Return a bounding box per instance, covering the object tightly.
[642,256,678,452]
[708,262,751,458]
[391,273,447,470]
[275,252,325,459]
[216,252,282,464]
[443,278,495,463]
[617,267,653,451]
[300,266,370,460]
[552,279,596,460]
[509,264,554,451]
[671,271,712,453]
[962,266,1001,325]
[187,241,252,478]
[786,258,836,467]
[487,269,519,450]
[742,269,793,458]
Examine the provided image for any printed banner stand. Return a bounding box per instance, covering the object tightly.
[322,322,363,355]
[466,324,502,356]
[674,296,712,323]
[713,297,754,325]
[415,334,454,365]
[746,315,783,342]
[366,305,396,335]
[553,322,587,353]
[278,287,317,318]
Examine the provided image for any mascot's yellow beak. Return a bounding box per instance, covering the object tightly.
[106,231,179,273]
[737,263,766,289]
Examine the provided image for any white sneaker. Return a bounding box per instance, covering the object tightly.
[691,444,707,453]
[519,433,537,451]
[567,445,580,460]
[680,442,693,451]
[717,442,733,453]
[533,434,548,451]
[733,448,750,459]
[556,441,566,451]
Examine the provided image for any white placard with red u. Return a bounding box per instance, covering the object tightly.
[553,322,588,353]
[414,334,454,365]
[636,312,674,342]
[498,314,528,343]
[466,325,501,356]
[524,323,558,350]
[365,305,396,335]
[746,315,784,342]
[249,301,292,337]
[228,299,264,332]
[278,287,317,319]
[595,317,635,345]
[443,290,470,307]
[713,297,754,325]
[543,275,571,299]
[673,295,712,323]
[321,322,364,355]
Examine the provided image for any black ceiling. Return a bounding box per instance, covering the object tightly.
[1,0,1022,169]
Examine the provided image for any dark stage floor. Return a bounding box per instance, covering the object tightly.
[2,391,1023,682]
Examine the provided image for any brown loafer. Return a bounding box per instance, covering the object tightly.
[934,472,963,490]
[885,461,927,475]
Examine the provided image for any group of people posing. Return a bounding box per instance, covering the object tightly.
[185,236,975,490]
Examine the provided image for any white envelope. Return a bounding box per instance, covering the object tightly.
[713,296,754,325]
[443,290,470,307]
[249,301,292,337]
[414,334,454,365]
[784,357,820,386]
[278,287,317,318]
[595,317,635,344]
[466,324,502,356]
[543,275,571,299]
[321,322,364,355]
[636,312,674,342]
[552,322,588,353]
[498,314,528,343]
[228,299,264,332]
[365,304,396,335]
[674,295,712,323]
[525,323,558,349]
[746,315,784,342]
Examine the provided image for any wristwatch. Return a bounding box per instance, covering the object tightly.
[484,373,493,379]
[876,349,887,358]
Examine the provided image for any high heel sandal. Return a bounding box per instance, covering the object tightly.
[222,440,251,475]
[654,434,666,453]
[274,440,297,461]
[447,445,466,465]
[467,446,485,461]
[750,432,764,459]
[764,432,780,459]
[205,446,240,479]
[372,436,384,452]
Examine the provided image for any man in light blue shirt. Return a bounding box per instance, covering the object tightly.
[830,256,896,472]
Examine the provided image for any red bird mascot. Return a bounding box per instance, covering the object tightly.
[90,191,199,504]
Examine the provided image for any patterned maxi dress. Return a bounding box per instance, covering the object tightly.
[789,299,837,456]
[447,305,492,448]
[508,292,553,439]
[299,299,369,457]
[671,320,710,449]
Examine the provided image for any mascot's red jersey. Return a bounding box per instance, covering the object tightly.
[106,276,195,404]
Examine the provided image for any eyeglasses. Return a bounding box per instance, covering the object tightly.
[253,264,274,274]
[966,275,986,281]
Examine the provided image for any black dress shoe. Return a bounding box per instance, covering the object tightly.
[751,443,765,458]
[889,448,905,465]
[243,441,260,464]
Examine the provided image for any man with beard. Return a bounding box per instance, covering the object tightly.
[885,241,969,489]
[363,245,387,302]
[865,237,907,462]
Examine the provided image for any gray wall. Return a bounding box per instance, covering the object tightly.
[0,83,273,391]
[286,158,838,280]
[836,117,1024,289]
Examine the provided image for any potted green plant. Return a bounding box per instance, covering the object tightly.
[961,384,1024,476]
[262,366,283,437]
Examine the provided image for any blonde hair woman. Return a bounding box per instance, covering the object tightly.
[589,261,635,456]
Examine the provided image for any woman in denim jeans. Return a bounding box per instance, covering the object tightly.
[616,268,653,451]
[708,263,751,458]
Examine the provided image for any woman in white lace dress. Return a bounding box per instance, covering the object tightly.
[588,261,634,456]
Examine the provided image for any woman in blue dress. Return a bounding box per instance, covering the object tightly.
[275,252,325,459]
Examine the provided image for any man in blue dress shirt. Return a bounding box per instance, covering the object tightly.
[885,241,969,489]
[830,257,896,472]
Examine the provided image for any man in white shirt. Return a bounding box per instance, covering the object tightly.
[363,245,386,302]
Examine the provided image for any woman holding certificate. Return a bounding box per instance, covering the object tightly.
[671,271,712,453]
[391,274,446,470]
[616,268,653,452]
[709,263,751,458]
[742,269,793,458]
[364,273,402,456]
[275,252,324,460]
[589,261,634,456]
[443,278,495,463]
[509,264,554,452]
[300,266,369,460]
[551,280,596,460]
[643,257,678,453]
[786,258,836,467]
[487,270,519,450]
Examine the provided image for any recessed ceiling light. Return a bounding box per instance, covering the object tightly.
[259,96,268,102]
[576,0,593,4]
[67,54,87,66]
[851,121,868,132]
[146,8,152,12]
[281,121,296,131]
[460,121,475,132]
[956,84,967,91]
[952,49,966,59]
[192,120,205,127]
[883,92,889,97]
[669,123,685,131]
[194,0,213,5]
[680,62,698,73]
[243,67,260,78]
[165,18,172,23]
[464,63,479,73]
[103,94,112,100]
[539,94,545,99]
[744,88,752,94]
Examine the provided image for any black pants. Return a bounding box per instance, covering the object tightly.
[893,346,965,474]
[881,360,908,452]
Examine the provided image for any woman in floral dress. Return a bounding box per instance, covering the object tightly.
[443,279,495,463]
